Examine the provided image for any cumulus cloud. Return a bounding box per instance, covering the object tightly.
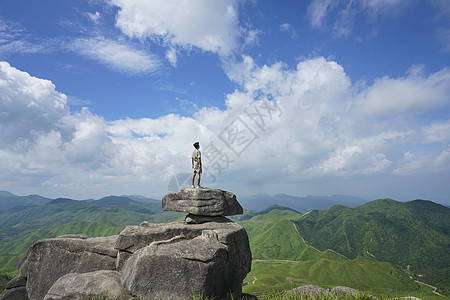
[1,57,450,198]
[0,61,68,146]
[68,37,161,74]
[353,67,450,116]
[110,0,241,57]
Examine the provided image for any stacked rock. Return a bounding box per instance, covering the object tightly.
[119,187,251,299]
[1,188,252,300]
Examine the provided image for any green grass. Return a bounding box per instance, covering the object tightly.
[242,258,420,296]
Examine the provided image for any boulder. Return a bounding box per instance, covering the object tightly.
[162,188,243,216]
[287,285,325,297]
[287,285,368,298]
[19,236,118,300]
[115,219,251,279]
[44,270,131,300]
[331,286,361,296]
[121,230,248,299]
[0,276,29,300]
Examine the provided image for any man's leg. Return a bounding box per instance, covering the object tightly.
[192,173,196,187]
[197,173,201,187]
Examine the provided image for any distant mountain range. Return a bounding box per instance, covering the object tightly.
[239,193,369,212]
[0,191,160,214]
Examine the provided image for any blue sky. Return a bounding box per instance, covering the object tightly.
[0,0,449,203]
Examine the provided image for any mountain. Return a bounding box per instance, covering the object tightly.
[0,192,52,213]
[238,209,423,297]
[121,195,160,204]
[0,191,16,197]
[292,199,450,295]
[90,196,160,214]
[239,193,369,213]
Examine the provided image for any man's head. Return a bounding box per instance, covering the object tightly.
[193,142,200,149]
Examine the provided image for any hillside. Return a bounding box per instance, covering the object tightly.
[237,209,425,297]
[0,197,448,298]
[292,199,450,295]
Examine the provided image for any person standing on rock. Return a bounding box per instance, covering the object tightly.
[191,142,202,188]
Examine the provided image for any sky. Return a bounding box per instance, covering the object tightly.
[0,0,449,204]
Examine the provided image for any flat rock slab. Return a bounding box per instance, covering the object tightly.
[162,188,243,216]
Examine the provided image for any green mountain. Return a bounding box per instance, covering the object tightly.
[292,199,450,295]
[237,209,424,297]
[0,191,52,212]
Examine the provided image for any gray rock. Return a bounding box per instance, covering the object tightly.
[44,270,131,300]
[4,276,27,289]
[287,285,368,299]
[331,286,361,296]
[0,276,29,300]
[0,286,29,300]
[121,229,249,300]
[115,220,251,278]
[185,213,229,224]
[19,236,118,300]
[287,285,325,297]
[55,234,88,239]
[162,188,243,216]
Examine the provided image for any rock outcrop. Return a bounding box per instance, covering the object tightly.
[18,235,118,300]
[162,187,243,216]
[0,188,252,300]
[44,270,131,300]
[118,220,251,299]
[0,276,28,300]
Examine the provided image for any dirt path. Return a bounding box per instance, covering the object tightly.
[253,259,300,263]
[414,280,443,296]
[291,221,348,259]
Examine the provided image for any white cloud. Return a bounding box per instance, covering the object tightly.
[0,18,57,56]
[280,23,297,38]
[87,11,101,24]
[165,48,178,67]
[353,67,450,116]
[110,0,241,57]
[307,0,333,28]
[0,61,68,146]
[307,0,408,37]
[1,58,450,199]
[68,37,161,74]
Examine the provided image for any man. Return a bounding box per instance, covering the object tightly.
[191,142,202,188]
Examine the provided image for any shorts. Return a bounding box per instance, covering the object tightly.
[193,164,202,174]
